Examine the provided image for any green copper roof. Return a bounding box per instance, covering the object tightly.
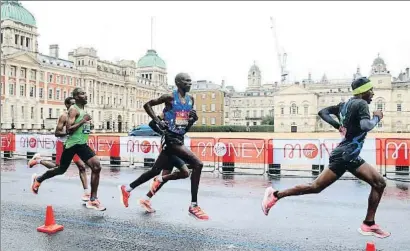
[137,49,166,69]
[1,1,36,27]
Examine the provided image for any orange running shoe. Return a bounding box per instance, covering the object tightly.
[358,223,391,238]
[86,199,106,211]
[261,187,278,216]
[118,185,130,208]
[28,153,42,168]
[139,199,156,213]
[189,206,209,220]
[150,177,161,195]
[30,173,41,194]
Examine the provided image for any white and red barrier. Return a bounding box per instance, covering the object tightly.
[1,133,409,175]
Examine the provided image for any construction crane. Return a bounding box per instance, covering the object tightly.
[270,17,288,84]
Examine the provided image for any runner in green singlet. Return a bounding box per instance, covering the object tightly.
[31,88,106,211]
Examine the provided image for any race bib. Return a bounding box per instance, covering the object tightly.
[82,122,91,134]
[175,111,189,126]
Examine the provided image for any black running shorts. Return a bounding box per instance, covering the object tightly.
[161,131,185,151]
[328,146,365,177]
[60,144,96,169]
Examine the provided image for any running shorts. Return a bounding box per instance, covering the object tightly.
[56,141,81,166]
[328,146,365,177]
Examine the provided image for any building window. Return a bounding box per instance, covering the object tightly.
[10,66,16,76]
[30,107,34,119]
[48,108,52,118]
[21,106,24,117]
[281,107,284,115]
[397,103,402,112]
[269,109,274,117]
[376,100,385,111]
[40,71,44,81]
[202,104,206,112]
[39,88,43,98]
[246,110,250,117]
[253,110,257,117]
[211,117,216,125]
[211,104,215,111]
[57,76,61,84]
[377,122,383,128]
[225,112,229,118]
[304,105,308,115]
[211,93,216,99]
[202,93,206,99]
[40,108,43,119]
[202,117,206,125]
[261,110,264,117]
[30,86,35,97]
[63,76,66,84]
[56,89,60,100]
[8,83,14,95]
[30,70,36,80]
[291,103,297,115]
[20,85,24,96]
[49,74,53,83]
[56,109,60,116]
[63,91,67,100]
[48,89,53,99]
[69,77,72,85]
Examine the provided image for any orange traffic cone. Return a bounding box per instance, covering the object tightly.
[37,205,64,234]
[366,242,376,251]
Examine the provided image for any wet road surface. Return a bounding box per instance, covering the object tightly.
[1,159,409,251]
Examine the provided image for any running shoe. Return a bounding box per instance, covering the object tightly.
[139,199,156,213]
[28,153,42,168]
[81,193,91,202]
[358,223,391,238]
[118,185,130,208]
[261,186,279,216]
[189,206,209,220]
[150,176,161,195]
[86,199,106,211]
[30,173,41,194]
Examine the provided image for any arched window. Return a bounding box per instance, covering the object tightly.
[291,103,297,115]
[376,99,385,111]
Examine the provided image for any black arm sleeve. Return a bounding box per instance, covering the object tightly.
[148,117,164,135]
[357,101,379,132]
[318,103,343,129]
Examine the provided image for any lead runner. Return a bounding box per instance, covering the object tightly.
[261,77,390,238]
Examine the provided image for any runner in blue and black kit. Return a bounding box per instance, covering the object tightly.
[119,73,208,220]
[261,77,390,238]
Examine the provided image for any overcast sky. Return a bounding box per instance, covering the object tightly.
[23,1,410,91]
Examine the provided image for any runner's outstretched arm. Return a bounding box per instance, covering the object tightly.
[144,94,173,123]
[55,114,68,137]
[318,104,342,130]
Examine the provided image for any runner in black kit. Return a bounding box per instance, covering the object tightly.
[118,113,193,213]
[261,77,390,238]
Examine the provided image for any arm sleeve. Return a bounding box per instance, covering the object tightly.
[318,103,342,129]
[357,101,380,132]
[148,116,163,135]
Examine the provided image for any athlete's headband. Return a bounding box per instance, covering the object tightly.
[352,81,373,95]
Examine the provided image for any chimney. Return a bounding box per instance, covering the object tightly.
[49,44,59,58]
[406,67,409,78]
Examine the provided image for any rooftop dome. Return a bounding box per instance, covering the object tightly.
[137,49,166,69]
[249,62,260,73]
[373,56,385,66]
[1,1,36,27]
